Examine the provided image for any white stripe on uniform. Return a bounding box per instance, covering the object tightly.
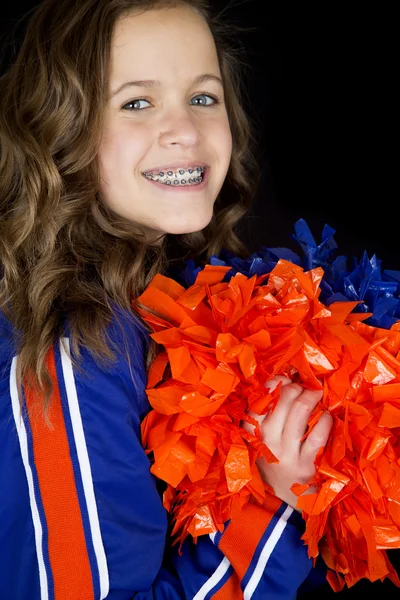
[10,356,49,600]
[193,555,232,600]
[59,338,110,600]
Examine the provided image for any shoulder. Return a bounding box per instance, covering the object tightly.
[0,302,152,419]
[61,302,152,421]
[107,301,151,356]
[62,301,150,359]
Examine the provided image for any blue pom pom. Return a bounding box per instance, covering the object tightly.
[174,218,400,330]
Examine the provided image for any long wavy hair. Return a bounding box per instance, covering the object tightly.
[0,0,261,416]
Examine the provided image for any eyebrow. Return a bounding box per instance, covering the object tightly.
[109,73,223,99]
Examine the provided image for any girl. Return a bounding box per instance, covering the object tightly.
[0,1,333,598]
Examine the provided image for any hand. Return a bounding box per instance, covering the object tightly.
[243,376,333,512]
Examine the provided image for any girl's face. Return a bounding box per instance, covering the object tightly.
[98,4,233,235]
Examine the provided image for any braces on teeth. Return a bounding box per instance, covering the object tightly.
[143,166,204,186]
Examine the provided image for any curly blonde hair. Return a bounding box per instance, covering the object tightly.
[0,0,261,415]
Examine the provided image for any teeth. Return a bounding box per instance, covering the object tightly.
[143,166,205,186]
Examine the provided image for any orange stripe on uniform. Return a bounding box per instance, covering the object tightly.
[211,494,282,599]
[24,346,94,600]
[211,572,242,600]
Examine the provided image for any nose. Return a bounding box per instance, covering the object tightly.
[158,109,200,148]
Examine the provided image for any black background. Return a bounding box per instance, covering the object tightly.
[1,0,399,597]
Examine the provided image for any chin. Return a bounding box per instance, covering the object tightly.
[161,212,213,235]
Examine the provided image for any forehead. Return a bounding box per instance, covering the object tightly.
[109,6,220,82]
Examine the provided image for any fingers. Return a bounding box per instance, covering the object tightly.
[281,388,323,452]
[242,410,264,436]
[246,377,328,465]
[262,380,305,443]
[264,375,292,392]
[300,411,333,465]
[243,376,295,438]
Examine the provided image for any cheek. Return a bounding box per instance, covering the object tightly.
[98,123,148,175]
[209,116,233,168]
[225,127,233,163]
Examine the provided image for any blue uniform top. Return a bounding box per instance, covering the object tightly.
[0,304,313,599]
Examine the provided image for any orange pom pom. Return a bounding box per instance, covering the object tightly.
[134,260,400,589]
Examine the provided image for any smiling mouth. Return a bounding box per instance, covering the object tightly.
[142,166,206,186]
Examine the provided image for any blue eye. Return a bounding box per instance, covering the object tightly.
[122,99,152,111]
[122,93,220,112]
[190,94,218,107]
